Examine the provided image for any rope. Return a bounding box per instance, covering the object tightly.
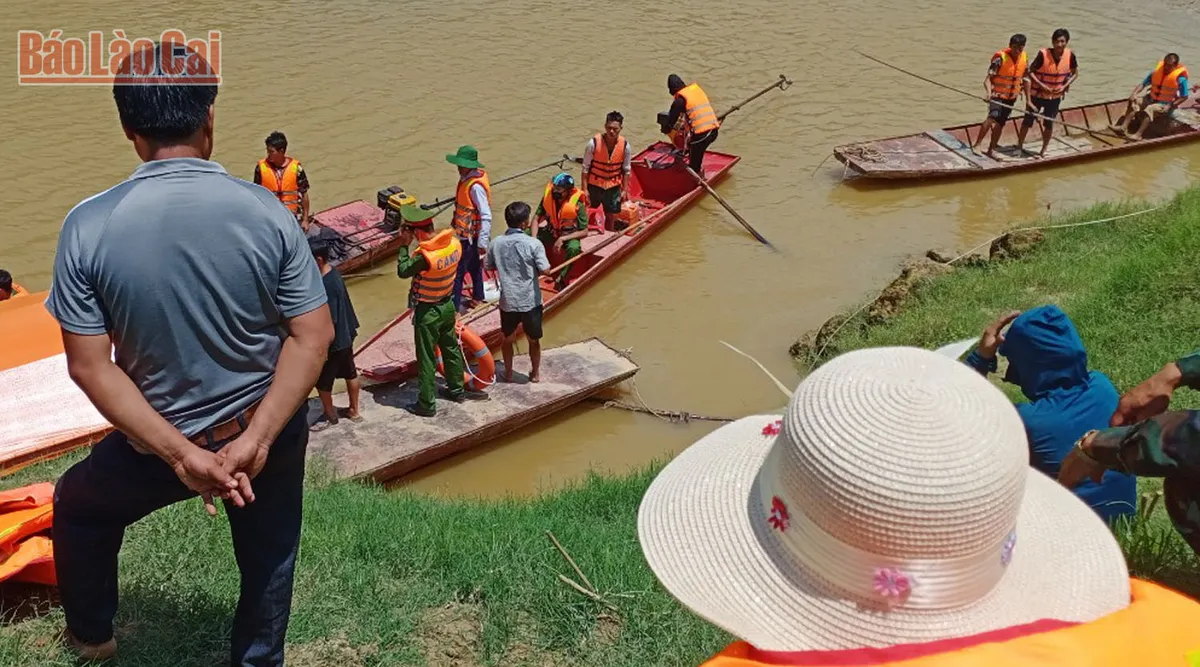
[587,379,735,424]
[809,206,1162,363]
[840,145,886,163]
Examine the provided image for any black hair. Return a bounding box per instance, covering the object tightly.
[1167,52,1181,62]
[667,74,686,94]
[111,41,218,144]
[605,110,624,125]
[266,131,288,151]
[1052,28,1070,42]
[309,240,332,262]
[1009,34,1027,47]
[0,269,10,294]
[505,201,531,228]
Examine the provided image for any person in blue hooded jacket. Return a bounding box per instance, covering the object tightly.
[964,305,1137,525]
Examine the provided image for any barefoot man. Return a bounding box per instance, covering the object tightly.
[972,34,1030,159]
[486,201,550,383]
[1115,53,1191,140]
[1016,29,1079,158]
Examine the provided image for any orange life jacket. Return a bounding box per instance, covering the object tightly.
[990,49,1028,100]
[452,171,492,241]
[587,133,629,190]
[257,157,303,217]
[0,483,56,586]
[1032,47,1072,99]
[678,83,721,135]
[541,184,586,235]
[1151,60,1189,103]
[411,230,462,303]
[697,579,1200,667]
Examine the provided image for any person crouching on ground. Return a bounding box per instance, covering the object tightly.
[485,201,550,383]
[395,204,487,417]
[965,305,1137,525]
[637,347,1200,667]
[309,239,362,432]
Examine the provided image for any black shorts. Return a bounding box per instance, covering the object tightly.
[500,305,543,340]
[316,347,358,392]
[587,184,622,214]
[987,98,1016,124]
[1022,97,1063,129]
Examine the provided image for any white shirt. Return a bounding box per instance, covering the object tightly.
[461,169,493,249]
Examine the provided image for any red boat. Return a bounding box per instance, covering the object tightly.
[353,141,740,383]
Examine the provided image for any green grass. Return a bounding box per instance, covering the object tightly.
[0,457,727,667]
[792,186,1200,596]
[4,189,1200,665]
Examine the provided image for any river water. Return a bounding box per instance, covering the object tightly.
[3,0,1199,497]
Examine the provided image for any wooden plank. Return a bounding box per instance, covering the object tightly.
[922,130,993,169]
[307,338,639,482]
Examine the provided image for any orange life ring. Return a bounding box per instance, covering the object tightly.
[435,321,495,391]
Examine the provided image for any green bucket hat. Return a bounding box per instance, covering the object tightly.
[445,145,485,169]
[400,203,438,227]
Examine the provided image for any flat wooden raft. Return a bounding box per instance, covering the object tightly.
[305,338,638,482]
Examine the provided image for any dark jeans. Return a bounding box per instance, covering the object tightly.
[52,407,309,667]
[688,128,719,174]
[453,236,484,310]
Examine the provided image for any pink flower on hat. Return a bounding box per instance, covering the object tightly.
[762,420,783,436]
[872,568,912,600]
[767,496,790,531]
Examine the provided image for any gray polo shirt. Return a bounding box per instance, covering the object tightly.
[484,228,550,313]
[46,157,327,439]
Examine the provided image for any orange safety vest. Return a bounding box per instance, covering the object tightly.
[1032,47,1072,99]
[0,483,56,586]
[410,230,462,303]
[1151,60,1189,102]
[990,49,1028,100]
[697,579,1200,667]
[587,133,628,190]
[257,158,303,217]
[452,171,492,241]
[541,184,586,235]
[677,83,721,135]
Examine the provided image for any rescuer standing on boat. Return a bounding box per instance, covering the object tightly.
[661,74,721,176]
[254,131,312,232]
[445,145,493,314]
[971,34,1030,159]
[395,204,488,417]
[582,111,632,230]
[1016,29,1079,159]
[534,173,589,289]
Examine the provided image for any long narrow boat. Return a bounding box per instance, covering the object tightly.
[308,197,404,275]
[833,99,1200,180]
[353,141,740,383]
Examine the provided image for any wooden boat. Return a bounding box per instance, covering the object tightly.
[308,198,404,274]
[306,338,638,482]
[833,99,1200,180]
[353,141,740,383]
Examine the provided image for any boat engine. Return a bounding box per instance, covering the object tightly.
[376,185,415,230]
[657,111,689,152]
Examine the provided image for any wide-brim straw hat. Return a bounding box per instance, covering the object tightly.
[638,346,1130,652]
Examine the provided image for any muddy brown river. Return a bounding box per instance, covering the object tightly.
[3,0,1199,497]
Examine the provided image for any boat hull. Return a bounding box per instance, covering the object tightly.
[353,142,740,383]
[833,98,1200,180]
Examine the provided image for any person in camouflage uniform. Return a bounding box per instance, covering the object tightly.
[1059,350,1200,556]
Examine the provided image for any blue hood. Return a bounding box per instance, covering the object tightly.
[999,305,1089,400]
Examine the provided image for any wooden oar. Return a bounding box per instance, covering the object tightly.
[854,50,1130,144]
[685,167,776,250]
[542,216,654,278]
[717,74,793,123]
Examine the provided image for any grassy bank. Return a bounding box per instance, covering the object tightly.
[0,455,726,667]
[3,190,1200,666]
[791,185,1200,595]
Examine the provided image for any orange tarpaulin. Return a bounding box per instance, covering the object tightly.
[0,291,64,372]
[0,292,112,472]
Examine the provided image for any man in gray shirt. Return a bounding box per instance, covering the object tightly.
[485,201,550,382]
[46,43,333,666]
